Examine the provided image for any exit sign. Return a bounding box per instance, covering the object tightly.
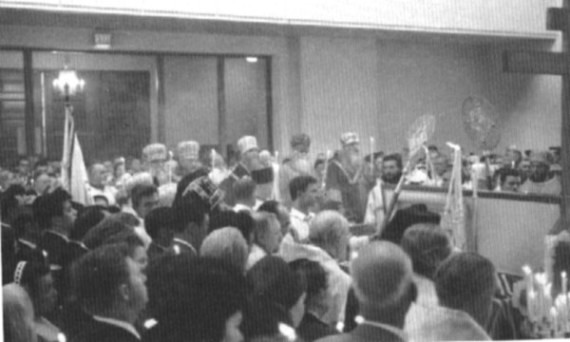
[94,32,112,49]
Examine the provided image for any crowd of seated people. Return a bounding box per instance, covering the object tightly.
[1,133,567,342]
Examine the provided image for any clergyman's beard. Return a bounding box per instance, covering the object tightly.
[382,172,402,185]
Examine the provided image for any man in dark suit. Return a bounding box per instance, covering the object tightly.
[70,243,147,342]
[145,207,174,261]
[316,241,417,342]
[34,189,77,270]
[170,191,210,257]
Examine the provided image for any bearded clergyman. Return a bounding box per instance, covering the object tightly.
[325,132,367,223]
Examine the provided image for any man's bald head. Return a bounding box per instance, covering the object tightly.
[351,241,415,310]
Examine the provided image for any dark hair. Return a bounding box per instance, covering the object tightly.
[435,252,496,309]
[145,207,173,240]
[82,215,134,250]
[1,184,26,223]
[146,254,247,342]
[247,256,307,311]
[171,193,208,233]
[70,206,108,241]
[314,159,325,169]
[400,224,452,279]
[72,243,131,313]
[289,175,318,201]
[241,296,291,340]
[32,188,72,230]
[130,184,157,208]
[11,206,36,239]
[233,177,256,202]
[173,168,210,208]
[257,200,280,216]
[289,259,327,301]
[383,153,403,170]
[498,168,522,185]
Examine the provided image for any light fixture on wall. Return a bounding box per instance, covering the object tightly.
[53,66,85,103]
[246,56,258,63]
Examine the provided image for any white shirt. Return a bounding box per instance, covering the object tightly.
[92,315,140,340]
[405,306,490,341]
[172,237,197,255]
[87,184,118,206]
[364,180,385,225]
[246,243,267,270]
[290,208,313,242]
[233,203,253,214]
[18,239,37,249]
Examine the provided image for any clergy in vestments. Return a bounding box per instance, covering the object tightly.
[142,143,169,187]
[324,133,367,223]
[176,140,202,178]
[220,136,274,206]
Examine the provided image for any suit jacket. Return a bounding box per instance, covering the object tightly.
[16,239,43,263]
[147,242,168,261]
[171,239,197,257]
[70,316,140,342]
[39,231,69,268]
[298,313,338,342]
[316,323,407,342]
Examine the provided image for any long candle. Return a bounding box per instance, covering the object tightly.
[322,150,331,189]
[369,137,375,170]
[563,271,568,297]
[528,290,537,322]
[523,265,534,321]
[550,307,559,336]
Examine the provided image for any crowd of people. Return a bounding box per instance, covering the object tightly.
[1,132,568,342]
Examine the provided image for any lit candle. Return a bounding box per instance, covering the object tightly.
[168,151,173,183]
[523,265,535,321]
[528,290,537,322]
[550,307,559,335]
[211,149,216,170]
[562,271,568,297]
[545,283,553,321]
[536,273,547,319]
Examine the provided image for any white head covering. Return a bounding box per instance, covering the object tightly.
[340,132,360,147]
[237,136,259,155]
[177,141,200,160]
[142,143,167,163]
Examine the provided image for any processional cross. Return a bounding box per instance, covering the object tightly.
[504,0,570,232]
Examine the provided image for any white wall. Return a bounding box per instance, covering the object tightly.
[0,22,563,157]
[296,36,562,157]
[163,56,218,148]
[300,37,379,156]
